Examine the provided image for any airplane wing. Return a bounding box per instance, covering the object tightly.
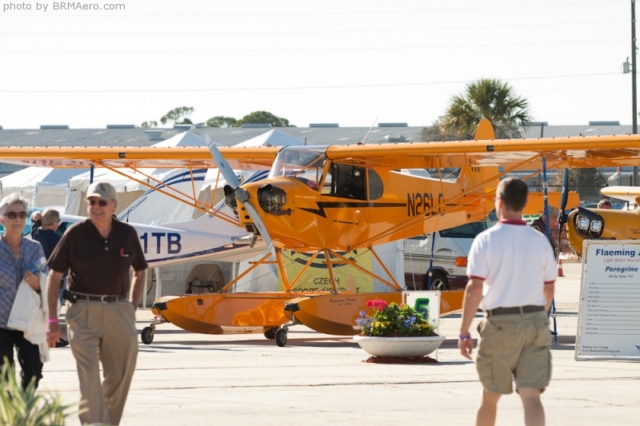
[322,134,640,171]
[0,146,280,170]
[601,186,640,206]
[1,133,639,172]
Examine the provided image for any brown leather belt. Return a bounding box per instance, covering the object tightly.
[64,290,127,304]
[486,305,544,317]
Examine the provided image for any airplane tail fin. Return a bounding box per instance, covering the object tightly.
[117,168,208,225]
[119,168,270,238]
[116,168,270,226]
[454,164,499,221]
[474,118,495,140]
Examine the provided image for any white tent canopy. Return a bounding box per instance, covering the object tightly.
[234,129,307,147]
[65,131,208,216]
[0,167,89,207]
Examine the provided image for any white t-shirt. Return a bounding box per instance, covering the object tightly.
[467,220,557,311]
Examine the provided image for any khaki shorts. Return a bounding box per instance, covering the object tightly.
[476,310,551,394]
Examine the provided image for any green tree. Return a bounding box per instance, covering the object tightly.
[206,116,238,128]
[439,78,532,139]
[160,106,194,125]
[140,121,158,128]
[236,111,293,127]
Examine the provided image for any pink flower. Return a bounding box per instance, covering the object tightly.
[366,299,388,311]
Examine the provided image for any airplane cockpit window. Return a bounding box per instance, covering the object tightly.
[368,169,383,200]
[425,168,460,181]
[331,163,367,200]
[321,165,333,195]
[270,146,327,190]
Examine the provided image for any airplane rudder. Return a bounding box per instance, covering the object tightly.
[458,164,499,193]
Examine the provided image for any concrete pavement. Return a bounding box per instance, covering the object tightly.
[37,264,640,425]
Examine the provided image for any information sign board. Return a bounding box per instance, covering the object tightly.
[575,241,640,361]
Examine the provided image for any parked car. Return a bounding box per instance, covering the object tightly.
[404,220,491,291]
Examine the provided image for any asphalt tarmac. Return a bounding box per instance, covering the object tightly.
[38,263,640,425]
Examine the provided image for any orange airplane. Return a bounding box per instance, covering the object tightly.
[2,119,640,345]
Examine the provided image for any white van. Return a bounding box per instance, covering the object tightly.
[404,221,491,291]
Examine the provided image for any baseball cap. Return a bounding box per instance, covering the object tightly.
[85,182,117,201]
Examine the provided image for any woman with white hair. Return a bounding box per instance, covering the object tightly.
[0,193,46,389]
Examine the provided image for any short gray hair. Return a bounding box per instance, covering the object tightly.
[0,193,28,216]
[41,208,60,226]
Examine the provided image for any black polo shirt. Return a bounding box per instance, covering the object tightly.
[48,218,147,296]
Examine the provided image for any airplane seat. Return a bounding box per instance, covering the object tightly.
[185,264,225,294]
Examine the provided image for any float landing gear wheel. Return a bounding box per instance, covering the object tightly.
[264,327,277,339]
[141,326,154,344]
[275,327,288,347]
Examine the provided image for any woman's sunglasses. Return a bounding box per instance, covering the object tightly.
[4,211,27,219]
[87,199,109,207]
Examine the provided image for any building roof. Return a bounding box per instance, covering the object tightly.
[0,123,634,148]
[0,125,422,148]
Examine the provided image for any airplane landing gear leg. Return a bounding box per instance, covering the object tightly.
[141,315,166,345]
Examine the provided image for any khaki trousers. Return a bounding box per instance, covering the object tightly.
[66,299,138,426]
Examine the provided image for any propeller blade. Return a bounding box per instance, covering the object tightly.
[557,169,570,259]
[243,202,274,252]
[206,139,240,188]
[560,169,569,214]
[205,138,275,252]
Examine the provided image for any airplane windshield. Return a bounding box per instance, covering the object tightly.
[270,146,327,190]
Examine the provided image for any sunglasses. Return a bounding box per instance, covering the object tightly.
[4,211,27,219]
[87,199,109,207]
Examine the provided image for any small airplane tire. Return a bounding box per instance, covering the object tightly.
[141,326,154,345]
[264,328,277,339]
[429,271,450,291]
[275,328,287,347]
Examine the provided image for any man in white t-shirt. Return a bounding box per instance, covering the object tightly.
[458,178,556,426]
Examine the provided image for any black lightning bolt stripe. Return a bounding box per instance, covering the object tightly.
[300,201,406,218]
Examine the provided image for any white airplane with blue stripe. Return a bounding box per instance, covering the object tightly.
[57,168,269,266]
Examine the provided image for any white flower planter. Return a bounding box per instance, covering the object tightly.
[353,335,446,357]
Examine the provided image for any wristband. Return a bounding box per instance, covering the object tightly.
[48,318,59,324]
[459,334,471,341]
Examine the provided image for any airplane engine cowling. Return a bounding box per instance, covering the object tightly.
[571,207,605,239]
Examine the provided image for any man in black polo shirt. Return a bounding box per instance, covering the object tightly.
[45,182,147,426]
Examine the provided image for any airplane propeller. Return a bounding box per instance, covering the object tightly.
[557,169,569,258]
[205,139,275,252]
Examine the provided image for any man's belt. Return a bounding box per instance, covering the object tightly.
[486,305,544,317]
[63,290,128,304]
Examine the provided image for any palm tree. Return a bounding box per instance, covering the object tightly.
[439,78,532,139]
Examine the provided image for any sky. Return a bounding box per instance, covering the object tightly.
[0,0,636,129]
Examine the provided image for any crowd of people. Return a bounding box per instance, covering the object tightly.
[1,182,147,426]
